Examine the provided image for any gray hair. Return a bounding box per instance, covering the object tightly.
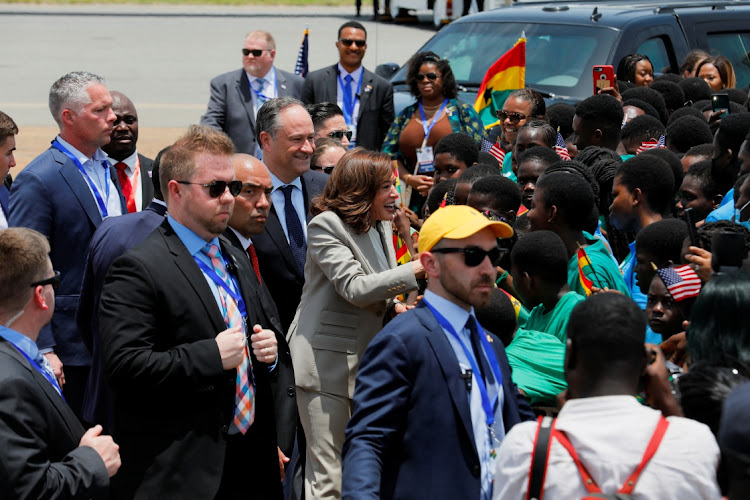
[255,96,305,144]
[48,71,106,127]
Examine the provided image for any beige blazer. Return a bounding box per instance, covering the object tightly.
[288,210,418,399]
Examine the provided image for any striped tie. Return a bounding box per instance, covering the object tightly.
[202,243,255,434]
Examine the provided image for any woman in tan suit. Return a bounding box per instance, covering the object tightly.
[288,149,423,499]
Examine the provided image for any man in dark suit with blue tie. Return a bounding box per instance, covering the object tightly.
[9,71,127,420]
[0,111,18,229]
[342,205,535,500]
[76,147,168,431]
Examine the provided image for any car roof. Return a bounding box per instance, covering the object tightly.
[456,0,750,27]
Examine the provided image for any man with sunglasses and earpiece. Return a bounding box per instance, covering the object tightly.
[306,102,352,147]
[99,125,284,499]
[343,205,534,500]
[201,30,304,159]
[302,21,394,152]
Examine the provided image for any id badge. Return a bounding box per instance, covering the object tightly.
[348,125,357,149]
[416,146,435,174]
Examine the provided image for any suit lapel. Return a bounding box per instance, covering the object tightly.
[418,305,478,456]
[57,150,103,227]
[0,185,9,216]
[263,206,300,277]
[379,221,396,267]
[327,65,339,103]
[138,154,155,205]
[160,222,227,333]
[357,68,374,121]
[235,70,257,131]
[276,68,289,97]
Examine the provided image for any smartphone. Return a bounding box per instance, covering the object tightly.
[593,65,615,95]
[712,93,730,118]
[684,208,699,247]
[711,231,746,272]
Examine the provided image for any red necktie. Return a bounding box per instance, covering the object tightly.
[247,243,262,285]
[114,162,136,213]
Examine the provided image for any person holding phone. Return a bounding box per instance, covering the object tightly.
[697,55,736,92]
[383,51,486,210]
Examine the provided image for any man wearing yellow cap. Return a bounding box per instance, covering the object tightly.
[341,205,535,500]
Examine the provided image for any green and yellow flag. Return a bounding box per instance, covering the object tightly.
[473,37,526,127]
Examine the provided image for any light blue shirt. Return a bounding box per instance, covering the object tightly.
[0,325,61,395]
[423,289,504,500]
[620,242,662,344]
[706,187,735,222]
[56,135,122,218]
[269,172,307,243]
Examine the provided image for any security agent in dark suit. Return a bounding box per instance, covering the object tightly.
[252,97,329,332]
[0,111,17,229]
[102,91,154,213]
[77,147,169,431]
[0,227,120,498]
[302,21,394,152]
[201,30,305,158]
[99,126,282,499]
[224,153,297,462]
[9,71,127,421]
[343,205,535,500]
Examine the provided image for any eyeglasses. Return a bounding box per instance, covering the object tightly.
[176,180,243,198]
[496,110,527,123]
[311,165,336,175]
[339,38,366,48]
[30,271,61,290]
[416,73,439,82]
[242,48,271,57]
[327,130,353,140]
[431,246,507,267]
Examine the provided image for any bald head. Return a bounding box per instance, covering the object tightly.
[228,154,274,238]
[102,90,139,161]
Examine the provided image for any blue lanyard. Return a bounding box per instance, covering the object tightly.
[423,300,503,427]
[13,343,64,398]
[250,78,273,102]
[193,257,248,320]
[419,99,449,142]
[52,139,110,218]
[337,71,364,126]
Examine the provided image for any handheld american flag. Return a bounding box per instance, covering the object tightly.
[656,265,702,301]
[555,130,571,161]
[636,134,666,154]
[481,137,506,165]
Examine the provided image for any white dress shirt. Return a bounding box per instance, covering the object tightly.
[492,395,721,500]
[269,172,307,243]
[0,204,7,229]
[56,135,122,218]
[107,150,144,212]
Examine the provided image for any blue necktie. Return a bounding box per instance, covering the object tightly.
[343,74,354,124]
[281,185,307,275]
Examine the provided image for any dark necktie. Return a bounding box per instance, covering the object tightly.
[466,316,493,385]
[114,162,135,213]
[246,242,262,285]
[280,185,307,275]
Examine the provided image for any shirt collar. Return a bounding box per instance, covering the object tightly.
[337,63,363,81]
[55,135,107,163]
[246,66,276,86]
[229,227,253,250]
[167,214,220,256]
[424,289,475,335]
[269,171,303,194]
[107,150,138,171]
[0,325,40,361]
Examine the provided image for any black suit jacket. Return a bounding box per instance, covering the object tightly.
[222,228,297,456]
[252,169,329,332]
[200,67,305,155]
[137,153,154,208]
[0,338,109,498]
[302,64,394,152]
[99,220,281,499]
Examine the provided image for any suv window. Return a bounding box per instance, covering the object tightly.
[706,32,750,88]
[636,36,673,74]
[391,21,619,99]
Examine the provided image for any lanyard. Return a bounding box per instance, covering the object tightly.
[53,139,110,218]
[337,71,364,126]
[13,343,64,398]
[250,78,273,103]
[193,257,248,319]
[419,99,449,145]
[423,300,503,427]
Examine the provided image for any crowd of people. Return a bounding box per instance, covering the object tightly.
[2,19,750,500]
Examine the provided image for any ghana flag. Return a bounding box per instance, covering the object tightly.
[473,37,526,126]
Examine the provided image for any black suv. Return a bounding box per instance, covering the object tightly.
[384,0,750,111]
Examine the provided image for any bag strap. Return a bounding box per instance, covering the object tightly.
[617,416,670,494]
[553,428,603,494]
[526,416,555,500]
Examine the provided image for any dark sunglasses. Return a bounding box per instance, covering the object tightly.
[431,246,507,267]
[339,38,366,48]
[311,165,336,175]
[416,73,439,82]
[30,270,61,290]
[328,130,353,140]
[242,48,271,57]
[496,110,527,123]
[177,180,242,198]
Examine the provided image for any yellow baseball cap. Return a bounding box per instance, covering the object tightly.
[418,205,514,253]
